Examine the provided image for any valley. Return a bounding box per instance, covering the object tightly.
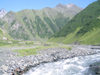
[0,0,100,75]
[52,0,100,45]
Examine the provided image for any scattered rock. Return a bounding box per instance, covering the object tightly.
[0,46,99,75]
[1,65,8,71]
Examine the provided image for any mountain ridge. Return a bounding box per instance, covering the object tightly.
[51,1,100,45]
[0,4,82,40]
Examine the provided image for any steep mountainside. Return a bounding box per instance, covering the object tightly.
[52,1,100,45]
[1,4,82,40]
[0,27,11,40]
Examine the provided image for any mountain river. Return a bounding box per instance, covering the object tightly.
[23,53,100,75]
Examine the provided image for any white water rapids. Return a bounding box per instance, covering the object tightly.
[23,53,100,75]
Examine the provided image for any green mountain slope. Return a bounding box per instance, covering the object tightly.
[2,4,82,40]
[52,1,100,45]
[0,27,12,40]
[0,19,13,41]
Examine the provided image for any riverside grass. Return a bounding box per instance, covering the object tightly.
[14,43,72,56]
[0,40,34,47]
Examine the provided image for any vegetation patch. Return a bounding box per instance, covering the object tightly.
[14,43,72,56]
[0,40,34,47]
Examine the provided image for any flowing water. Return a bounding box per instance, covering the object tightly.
[23,53,100,75]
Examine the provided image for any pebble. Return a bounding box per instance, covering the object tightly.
[0,46,99,75]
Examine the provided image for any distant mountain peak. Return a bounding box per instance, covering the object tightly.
[56,3,65,8]
[66,4,75,8]
[56,3,81,9]
[0,9,7,18]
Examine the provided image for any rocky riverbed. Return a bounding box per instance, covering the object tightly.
[0,45,100,75]
[0,48,18,75]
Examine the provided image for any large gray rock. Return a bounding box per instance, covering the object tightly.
[89,62,100,75]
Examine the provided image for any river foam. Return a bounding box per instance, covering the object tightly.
[23,53,100,75]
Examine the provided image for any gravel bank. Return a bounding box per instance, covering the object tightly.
[0,46,100,75]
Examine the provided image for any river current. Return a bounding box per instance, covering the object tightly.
[23,53,100,75]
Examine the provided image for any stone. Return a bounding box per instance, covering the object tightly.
[0,46,99,74]
[1,65,8,71]
[90,62,100,75]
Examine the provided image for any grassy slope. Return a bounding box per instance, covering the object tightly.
[3,5,82,40]
[0,28,3,39]
[51,1,100,45]
[0,28,12,40]
[54,1,100,37]
[3,9,70,40]
[79,28,100,45]
[50,27,100,45]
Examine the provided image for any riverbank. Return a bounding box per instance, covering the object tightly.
[0,45,99,75]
